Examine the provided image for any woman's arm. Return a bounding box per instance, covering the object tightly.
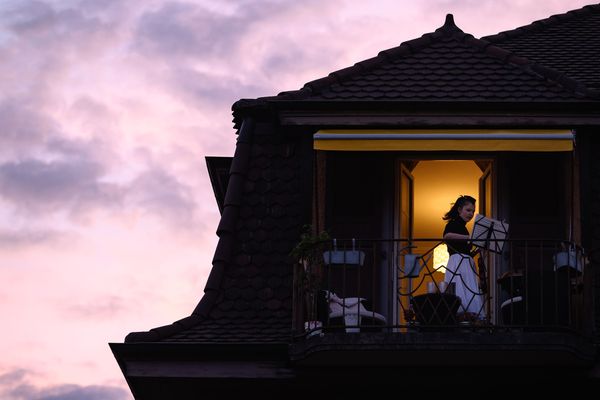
[443,232,470,240]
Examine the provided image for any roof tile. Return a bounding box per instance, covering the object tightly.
[483,4,600,91]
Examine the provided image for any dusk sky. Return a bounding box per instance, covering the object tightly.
[0,0,594,399]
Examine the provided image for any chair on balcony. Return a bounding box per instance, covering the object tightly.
[319,290,386,333]
[554,249,583,326]
[498,271,525,325]
[500,295,525,325]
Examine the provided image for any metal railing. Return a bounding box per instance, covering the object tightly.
[293,238,589,339]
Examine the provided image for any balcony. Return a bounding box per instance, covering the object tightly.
[290,238,594,367]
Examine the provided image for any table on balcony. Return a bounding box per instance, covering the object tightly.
[411,293,461,326]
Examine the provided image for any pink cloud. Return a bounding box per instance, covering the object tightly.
[65,295,130,320]
[0,368,128,400]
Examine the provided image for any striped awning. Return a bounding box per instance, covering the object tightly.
[313,129,574,152]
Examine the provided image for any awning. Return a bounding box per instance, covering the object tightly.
[313,129,574,152]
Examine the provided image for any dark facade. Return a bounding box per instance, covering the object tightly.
[111,5,600,398]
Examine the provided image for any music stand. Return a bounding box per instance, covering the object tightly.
[471,214,509,254]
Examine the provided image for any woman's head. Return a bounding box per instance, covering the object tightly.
[443,195,476,222]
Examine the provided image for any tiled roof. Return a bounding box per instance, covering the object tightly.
[304,15,590,101]
[161,318,291,343]
[483,4,600,91]
[126,121,306,343]
[241,14,594,109]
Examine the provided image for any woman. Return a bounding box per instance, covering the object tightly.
[442,195,484,321]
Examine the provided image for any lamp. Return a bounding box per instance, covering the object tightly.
[433,244,448,274]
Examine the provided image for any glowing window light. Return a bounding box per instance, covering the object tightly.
[433,244,449,274]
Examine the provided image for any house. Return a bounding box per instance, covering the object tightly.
[111,5,600,398]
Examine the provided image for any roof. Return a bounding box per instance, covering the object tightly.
[125,120,305,343]
[302,15,588,102]
[483,4,600,92]
[233,13,598,118]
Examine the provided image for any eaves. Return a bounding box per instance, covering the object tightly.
[271,100,600,128]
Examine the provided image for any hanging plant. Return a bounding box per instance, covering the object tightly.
[290,225,331,271]
[290,225,331,322]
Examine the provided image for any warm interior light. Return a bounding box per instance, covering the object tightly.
[433,244,448,274]
[411,160,481,277]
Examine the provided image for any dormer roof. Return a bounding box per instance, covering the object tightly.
[483,4,600,92]
[300,14,589,102]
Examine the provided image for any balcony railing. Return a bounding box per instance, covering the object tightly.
[293,238,589,339]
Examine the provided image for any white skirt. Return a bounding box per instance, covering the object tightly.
[443,253,485,317]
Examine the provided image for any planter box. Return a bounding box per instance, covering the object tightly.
[404,254,425,277]
[553,251,583,273]
[323,250,365,266]
[322,239,365,266]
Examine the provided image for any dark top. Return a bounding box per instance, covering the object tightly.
[443,218,472,256]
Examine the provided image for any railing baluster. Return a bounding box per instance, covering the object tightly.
[371,239,376,330]
[539,240,544,326]
[554,241,559,326]
[567,250,572,327]
[388,240,392,331]
[524,240,529,327]
[508,240,513,327]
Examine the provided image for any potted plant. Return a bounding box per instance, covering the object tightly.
[290,225,331,330]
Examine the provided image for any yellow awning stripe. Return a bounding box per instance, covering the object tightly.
[313,129,574,152]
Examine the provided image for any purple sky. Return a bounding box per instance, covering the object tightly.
[0,0,593,398]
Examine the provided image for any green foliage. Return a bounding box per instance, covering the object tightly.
[289,225,331,265]
[290,225,331,322]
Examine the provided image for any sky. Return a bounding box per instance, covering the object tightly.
[0,0,594,398]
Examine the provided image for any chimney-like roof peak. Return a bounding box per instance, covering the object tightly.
[445,14,455,26]
[436,13,462,35]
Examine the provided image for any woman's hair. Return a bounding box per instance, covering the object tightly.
[443,195,476,221]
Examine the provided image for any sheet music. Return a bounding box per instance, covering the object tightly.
[471,214,509,253]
